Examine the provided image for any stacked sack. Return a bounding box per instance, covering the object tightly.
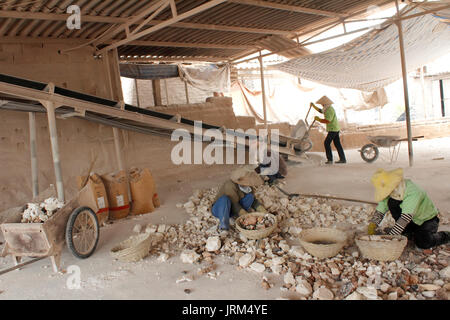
[129,167,160,215]
[77,167,160,224]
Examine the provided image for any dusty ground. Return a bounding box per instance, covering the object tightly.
[0,136,449,300]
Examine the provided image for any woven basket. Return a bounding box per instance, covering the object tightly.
[299,228,347,259]
[355,235,407,261]
[110,233,152,262]
[235,212,277,240]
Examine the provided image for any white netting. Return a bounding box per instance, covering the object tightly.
[271,8,450,92]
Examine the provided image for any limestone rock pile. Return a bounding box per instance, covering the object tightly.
[21,197,64,223]
[133,185,449,300]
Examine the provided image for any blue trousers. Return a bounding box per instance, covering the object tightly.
[212,194,254,230]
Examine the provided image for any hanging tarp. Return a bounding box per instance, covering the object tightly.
[271,8,450,92]
[338,87,389,111]
[119,64,179,80]
[178,63,230,93]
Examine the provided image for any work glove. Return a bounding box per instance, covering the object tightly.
[314,116,322,122]
[255,205,267,213]
[238,208,248,217]
[310,102,320,112]
[367,222,377,235]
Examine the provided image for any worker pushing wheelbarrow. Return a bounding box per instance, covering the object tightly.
[359,135,424,163]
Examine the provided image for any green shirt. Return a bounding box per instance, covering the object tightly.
[375,179,438,226]
[324,106,340,132]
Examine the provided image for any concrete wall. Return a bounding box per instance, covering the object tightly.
[0,43,116,99]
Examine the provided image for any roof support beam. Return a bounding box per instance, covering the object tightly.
[97,0,228,54]
[0,10,290,36]
[227,0,345,18]
[0,36,253,50]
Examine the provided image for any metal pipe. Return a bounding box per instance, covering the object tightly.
[28,112,39,198]
[396,0,414,167]
[45,102,65,202]
[258,52,269,145]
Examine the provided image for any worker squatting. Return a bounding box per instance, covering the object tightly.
[170,120,280,174]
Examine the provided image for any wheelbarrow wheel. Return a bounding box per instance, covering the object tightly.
[66,206,99,259]
[360,144,379,163]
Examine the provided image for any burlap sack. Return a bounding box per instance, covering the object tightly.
[101,170,130,220]
[78,173,109,225]
[129,168,156,215]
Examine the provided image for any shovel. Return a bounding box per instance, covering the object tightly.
[274,185,377,205]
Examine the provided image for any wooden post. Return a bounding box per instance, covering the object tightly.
[164,79,170,105]
[184,81,190,104]
[439,79,445,117]
[152,79,162,106]
[395,0,414,167]
[105,49,126,172]
[135,78,141,107]
[28,112,39,198]
[45,102,64,202]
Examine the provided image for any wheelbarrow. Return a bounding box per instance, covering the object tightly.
[359,135,424,163]
[0,185,100,274]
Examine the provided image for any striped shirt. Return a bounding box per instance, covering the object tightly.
[370,210,413,235]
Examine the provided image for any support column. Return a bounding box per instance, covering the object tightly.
[396,0,414,167]
[113,127,124,171]
[152,79,163,106]
[135,78,141,107]
[45,102,64,202]
[105,49,126,172]
[439,79,445,117]
[258,52,269,145]
[28,112,39,198]
[184,81,190,104]
[164,79,170,105]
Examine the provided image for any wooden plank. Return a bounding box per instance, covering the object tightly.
[97,0,228,54]
[0,10,290,36]
[1,223,50,256]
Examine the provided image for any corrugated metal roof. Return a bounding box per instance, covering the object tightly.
[0,0,392,62]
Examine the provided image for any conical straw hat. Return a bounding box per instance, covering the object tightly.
[316,95,334,106]
[231,165,263,187]
[371,168,404,202]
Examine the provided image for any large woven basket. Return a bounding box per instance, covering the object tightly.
[299,228,347,259]
[355,235,407,261]
[110,233,152,262]
[235,212,277,240]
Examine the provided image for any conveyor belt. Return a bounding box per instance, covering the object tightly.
[0,73,297,154]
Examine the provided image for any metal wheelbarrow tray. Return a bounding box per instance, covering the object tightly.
[0,186,100,273]
[359,135,424,163]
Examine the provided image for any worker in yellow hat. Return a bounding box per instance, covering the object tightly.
[211,165,267,230]
[311,96,346,164]
[368,168,450,249]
